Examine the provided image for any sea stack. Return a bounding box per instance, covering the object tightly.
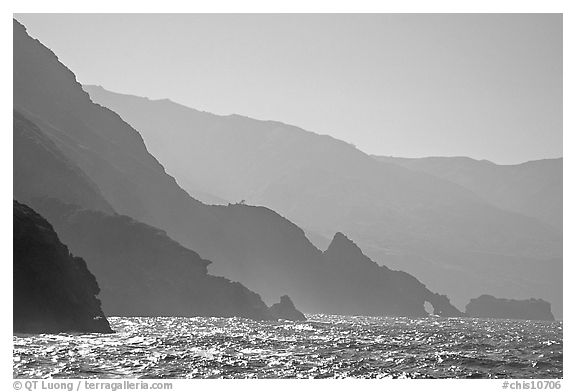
[270,295,307,321]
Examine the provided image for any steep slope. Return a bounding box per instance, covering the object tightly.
[30,198,277,320]
[12,23,295,321]
[13,19,461,318]
[14,21,201,228]
[83,85,562,317]
[13,200,112,333]
[13,110,114,214]
[374,156,562,231]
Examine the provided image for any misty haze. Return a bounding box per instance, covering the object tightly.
[13,14,562,380]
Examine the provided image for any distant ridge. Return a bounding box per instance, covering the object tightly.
[84,83,562,318]
[374,155,562,230]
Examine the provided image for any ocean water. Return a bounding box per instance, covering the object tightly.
[13,315,562,379]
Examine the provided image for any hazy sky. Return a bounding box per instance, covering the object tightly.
[15,14,562,164]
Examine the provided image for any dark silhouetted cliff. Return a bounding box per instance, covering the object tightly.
[13,200,112,333]
[465,295,555,321]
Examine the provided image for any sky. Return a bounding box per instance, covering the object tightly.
[15,13,562,164]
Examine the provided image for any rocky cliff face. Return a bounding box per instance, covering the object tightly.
[465,295,555,321]
[32,198,289,320]
[13,201,113,333]
[14,109,295,321]
[13,110,114,214]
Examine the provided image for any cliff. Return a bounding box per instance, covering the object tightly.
[320,233,464,317]
[465,295,555,321]
[14,107,292,320]
[13,201,113,333]
[32,198,288,320]
[13,110,114,214]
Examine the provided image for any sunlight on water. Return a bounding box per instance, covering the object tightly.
[13,315,562,379]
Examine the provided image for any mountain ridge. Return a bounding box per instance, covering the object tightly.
[14,18,464,318]
[84,83,562,317]
[374,155,562,230]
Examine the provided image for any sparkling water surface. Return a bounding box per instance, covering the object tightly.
[14,315,562,379]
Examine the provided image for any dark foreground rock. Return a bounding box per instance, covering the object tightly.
[465,295,555,321]
[270,295,306,321]
[13,201,113,333]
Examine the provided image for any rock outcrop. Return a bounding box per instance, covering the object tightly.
[319,232,464,317]
[13,201,113,333]
[465,295,555,321]
[270,296,306,321]
[425,293,465,317]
